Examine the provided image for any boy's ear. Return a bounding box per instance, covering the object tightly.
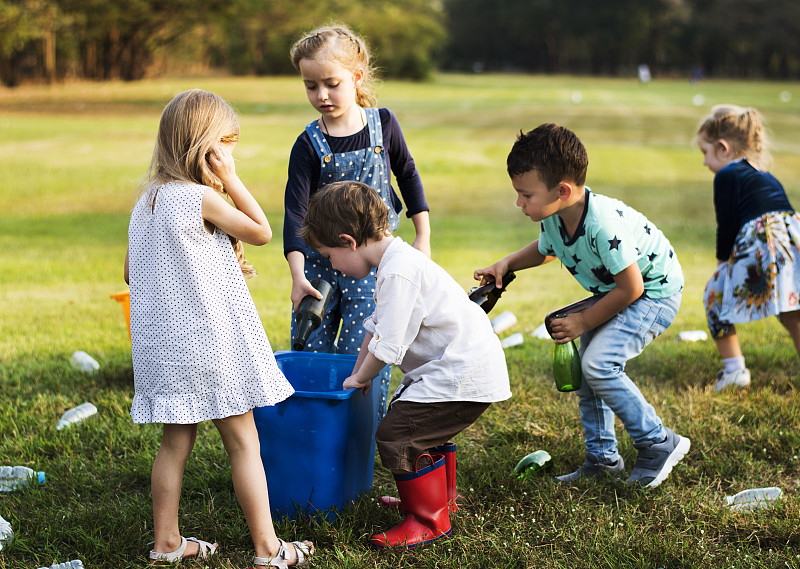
[556,181,576,200]
[339,234,358,250]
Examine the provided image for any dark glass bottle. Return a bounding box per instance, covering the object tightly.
[468,272,516,314]
[292,278,333,351]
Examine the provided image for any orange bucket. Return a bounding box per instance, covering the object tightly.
[109,289,131,341]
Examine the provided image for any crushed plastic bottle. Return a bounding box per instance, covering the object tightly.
[0,514,12,550]
[37,561,85,569]
[70,351,99,373]
[56,402,98,430]
[725,487,783,511]
[491,310,518,334]
[530,323,550,339]
[678,330,708,342]
[0,466,46,491]
[500,332,524,349]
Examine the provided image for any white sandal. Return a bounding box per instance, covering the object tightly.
[149,536,219,563]
[253,539,314,568]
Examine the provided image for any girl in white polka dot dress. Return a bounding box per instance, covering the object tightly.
[125,90,314,567]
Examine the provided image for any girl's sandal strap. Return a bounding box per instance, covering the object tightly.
[185,537,218,559]
[150,536,187,562]
[149,535,218,563]
[252,539,315,567]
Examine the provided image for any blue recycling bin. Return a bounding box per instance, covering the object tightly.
[253,351,384,519]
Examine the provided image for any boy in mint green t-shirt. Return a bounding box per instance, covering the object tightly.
[475,123,690,488]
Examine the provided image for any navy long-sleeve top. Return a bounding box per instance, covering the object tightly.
[283,107,428,256]
[714,159,794,260]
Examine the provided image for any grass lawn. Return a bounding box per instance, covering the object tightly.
[1,73,799,568]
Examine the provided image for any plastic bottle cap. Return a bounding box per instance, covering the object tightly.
[37,471,45,484]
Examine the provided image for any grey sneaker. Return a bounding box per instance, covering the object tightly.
[556,452,625,483]
[714,368,751,392]
[626,428,690,488]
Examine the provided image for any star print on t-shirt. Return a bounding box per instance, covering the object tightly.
[591,265,615,285]
[535,188,684,297]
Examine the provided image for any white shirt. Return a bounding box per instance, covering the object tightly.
[364,238,512,404]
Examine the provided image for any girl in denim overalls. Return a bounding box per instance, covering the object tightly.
[284,25,431,418]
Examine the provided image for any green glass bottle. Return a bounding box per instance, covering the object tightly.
[553,340,582,392]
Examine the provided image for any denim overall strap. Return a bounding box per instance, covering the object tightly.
[303,108,400,230]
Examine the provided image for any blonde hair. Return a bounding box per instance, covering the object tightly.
[141,89,255,277]
[290,25,378,108]
[697,104,771,169]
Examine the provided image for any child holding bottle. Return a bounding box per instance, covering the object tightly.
[284,25,431,418]
[300,180,511,549]
[696,104,800,391]
[125,89,313,567]
[475,124,689,488]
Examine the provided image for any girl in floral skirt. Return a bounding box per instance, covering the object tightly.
[696,104,800,391]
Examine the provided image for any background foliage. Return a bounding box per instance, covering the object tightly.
[2,0,800,87]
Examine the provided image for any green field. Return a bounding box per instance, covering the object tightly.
[1,74,799,568]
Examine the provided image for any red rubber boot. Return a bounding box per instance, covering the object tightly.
[369,454,452,549]
[380,442,458,513]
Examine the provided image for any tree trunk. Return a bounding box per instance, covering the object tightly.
[43,28,56,83]
[83,41,97,79]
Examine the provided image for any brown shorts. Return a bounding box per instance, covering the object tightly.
[375,400,491,472]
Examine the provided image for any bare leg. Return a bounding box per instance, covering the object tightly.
[714,325,742,360]
[780,311,800,356]
[213,411,311,562]
[152,423,201,556]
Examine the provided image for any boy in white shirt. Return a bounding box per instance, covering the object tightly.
[301,180,512,549]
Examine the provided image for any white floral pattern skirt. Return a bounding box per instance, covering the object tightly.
[704,210,800,338]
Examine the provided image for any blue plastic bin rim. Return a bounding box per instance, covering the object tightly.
[274,350,362,401]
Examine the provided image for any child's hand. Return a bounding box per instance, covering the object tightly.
[343,374,372,395]
[474,261,510,289]
[291,278,322,312]
[206,145,237,186]
[548,313,586,344]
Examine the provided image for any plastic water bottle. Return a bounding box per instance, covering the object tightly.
[0,466,46,491]
[37,561,85,569]
[70,351,99,373]
[725,487,783,511]
[491,310,518,334]
[678,330,708,342]
[500,332,524,349]
[56,402,98,430]
[0,514,12,550]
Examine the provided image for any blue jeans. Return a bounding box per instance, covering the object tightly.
[575,291,681,463]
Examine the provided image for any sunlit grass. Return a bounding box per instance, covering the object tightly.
[1,74,799,568]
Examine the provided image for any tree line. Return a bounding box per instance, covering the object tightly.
[1,0,798,87]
